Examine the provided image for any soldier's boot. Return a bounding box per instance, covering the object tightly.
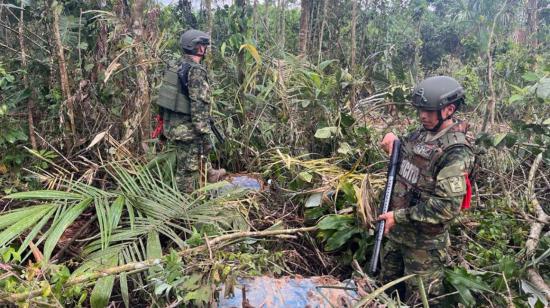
[207,168,227,183]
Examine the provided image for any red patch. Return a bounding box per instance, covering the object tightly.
[152,115,164,138]
[461,173,472,210]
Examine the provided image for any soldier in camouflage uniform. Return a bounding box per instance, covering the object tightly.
[378,76,476,306]
[156,29,224,193]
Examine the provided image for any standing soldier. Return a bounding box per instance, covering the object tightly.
[155,29,225,193]
[378,76,476,306]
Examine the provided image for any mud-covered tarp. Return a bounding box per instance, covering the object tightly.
[218,276,359,307]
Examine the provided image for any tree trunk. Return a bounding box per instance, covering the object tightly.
[18,1,37,150]
[236,0,246,85]
[253,0,258,41]
[206,0,212,35]
[126,0,151,149]
[482,0,508,132]
[526,0,538,48]
[298,0,310,56]
[278,0,286,50]
[350,0,357,110]
[316,0,328,65]
[49,0,75,144]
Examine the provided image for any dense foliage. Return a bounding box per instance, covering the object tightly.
[0,0,548,307]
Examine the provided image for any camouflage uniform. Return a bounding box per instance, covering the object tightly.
[161,55,211,192]
[381,121,475,304]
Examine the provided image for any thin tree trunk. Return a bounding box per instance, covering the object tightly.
[526,0,538,48]
[49,0,75,143]
[206,0,212,35]
[298,0,310,56]
[253,0,258,41]
[278,0,286,50]
[350,0,357,110]
[316,0,328,65]
[18,1,37,149]
[482,0,508,132]
[236,0,246,85]
[129,0,151,149]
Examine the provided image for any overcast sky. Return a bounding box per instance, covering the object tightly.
[159,0,233,8]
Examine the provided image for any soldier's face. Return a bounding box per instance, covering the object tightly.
[418,109,439,130]
[417,105,456,130]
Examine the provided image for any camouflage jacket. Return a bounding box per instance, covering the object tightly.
[162,55,211,142]
[388,121,475,249]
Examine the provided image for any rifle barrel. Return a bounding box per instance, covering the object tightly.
[369,139,401,274]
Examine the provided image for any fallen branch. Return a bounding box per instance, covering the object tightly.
[523,153,550,302]
[527,268,550,302]
[0,226,318,303]
[525,153,549,258]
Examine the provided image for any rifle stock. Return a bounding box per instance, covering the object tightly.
[369,139,401,274]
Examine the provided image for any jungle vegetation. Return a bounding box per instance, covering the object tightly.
[0,0,548,307]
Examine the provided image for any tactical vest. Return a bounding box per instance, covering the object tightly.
[156,60,205,115]
[389,122,473,246]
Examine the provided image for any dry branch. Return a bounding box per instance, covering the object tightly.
[524,153,550,301]
[0,226,318,303]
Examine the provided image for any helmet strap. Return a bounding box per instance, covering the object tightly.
[428,109,454,132]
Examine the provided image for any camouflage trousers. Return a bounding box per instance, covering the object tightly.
[171,140,204,193]
[380,239,446,306]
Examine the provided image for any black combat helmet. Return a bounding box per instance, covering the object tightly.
[411,76,465,111]
[179,29,210,55]
[411,76,465,131]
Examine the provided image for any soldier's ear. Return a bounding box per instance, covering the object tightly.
[444,104,456,117]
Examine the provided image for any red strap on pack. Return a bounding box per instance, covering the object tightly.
[152,115,164,138]
[461,173,472,210]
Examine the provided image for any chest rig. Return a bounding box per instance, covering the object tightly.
[156,58,206,117]
[392,123,472,212]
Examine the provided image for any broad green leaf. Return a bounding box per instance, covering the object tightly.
[317,214,354,230]
[536,77,550,100]
[298,171,313,183]
[6,190,83,200]
[543,118,550,126]
[44,198,92,261]
[314,126,338,139]
[304,193,323,208]
[337,142,353,154]
[522,72,539,82]
[319,59,337,70]
[508,94,523,104]
[446,268,492,306]
[325,227,360,251]
[309,72,321,88]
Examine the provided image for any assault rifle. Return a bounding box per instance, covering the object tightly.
[208,117,225,145]
[369,139,401,274]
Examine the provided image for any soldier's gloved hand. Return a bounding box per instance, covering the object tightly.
[380,133,398,155]
[378,211,396,235]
